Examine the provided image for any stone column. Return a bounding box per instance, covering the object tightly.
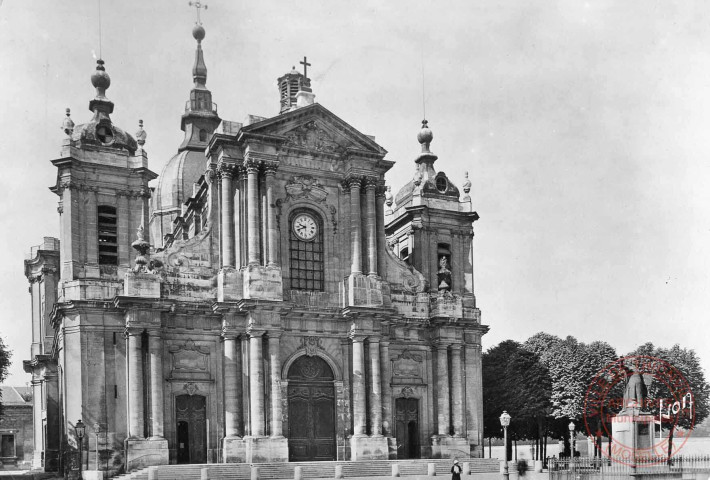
[375,186,387,277]
[241,335,250,435]
[245,160,261,266]
[220,165,235,268]
[380,339,393,437]
[238,166,248,267]
[264,163,279,267]
[350,334,367,436]
[368,337,383,436]
[364,178,378,276]
[148,330,165,439]
[268,333,283,436]
[435,342,451,436]
[126,329,144,438]
[450,344,464,437]
[465,341,484,446]
[248,330,265,436]
[348,178,363,274]
[223,335,240,437]
[31,378,43,467]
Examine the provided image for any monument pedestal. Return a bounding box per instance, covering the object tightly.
[350,435,388,460]
[611,413,656,460]
[125,437,168,471]
[244,436,288,463]
[430,435,471,459]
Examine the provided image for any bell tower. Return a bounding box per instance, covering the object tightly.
[386,120,479,298]
[51,59,157,299]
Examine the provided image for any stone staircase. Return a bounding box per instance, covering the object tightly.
[114,458,500,480]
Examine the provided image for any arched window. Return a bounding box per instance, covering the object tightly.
[289,209,324,291]
[98,205,118,265]
[199,129,207,142]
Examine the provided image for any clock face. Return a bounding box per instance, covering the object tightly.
[293,213,317,241]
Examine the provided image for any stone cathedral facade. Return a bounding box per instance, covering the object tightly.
[23,23,488,476]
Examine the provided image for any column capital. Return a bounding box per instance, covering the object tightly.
[367,336,381,345]
[247,328,265,338]
[263,161,279,175]
[349,332,367,343]
[432,340,451,350]
[364,176,378,190]
[244,159,261,174]
[267,330,283,339]
[124,327,144,337]
[218,162,236,178]
[450,343,463,353]
[344,176,362,190]
[145,328,162,337]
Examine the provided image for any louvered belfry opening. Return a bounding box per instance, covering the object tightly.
[277,68,308,113]
[98,205,118,265]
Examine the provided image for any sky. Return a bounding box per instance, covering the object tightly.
[1,1,709,386]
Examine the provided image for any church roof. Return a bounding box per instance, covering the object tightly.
[0,386,31,406]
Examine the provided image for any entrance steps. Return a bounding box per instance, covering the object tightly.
[114,458,500,480]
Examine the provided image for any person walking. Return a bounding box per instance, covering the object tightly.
[451,459,462,480]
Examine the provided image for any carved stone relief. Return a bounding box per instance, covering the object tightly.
[300,336,323,357]
[169,339,210,377]
[392,350,423,378]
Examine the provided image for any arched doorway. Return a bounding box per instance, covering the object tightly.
[287,355,336,461]
[175,394,207,464]
[395,397,420,459]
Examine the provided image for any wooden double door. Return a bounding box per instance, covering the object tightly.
[395,397,420,459]
[287,356,336,461]
[176,394,207,464]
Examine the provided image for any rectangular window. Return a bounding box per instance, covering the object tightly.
[1,434,15,458]
[98,205,118,265]
[289,212,324,292]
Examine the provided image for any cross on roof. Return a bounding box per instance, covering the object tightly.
[188,1,208,24]
[300,56,311,80]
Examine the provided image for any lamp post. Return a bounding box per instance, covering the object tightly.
[568,421,575,476]
[75,419,86,480]
[500,411,511,480]
[93,423,101,471]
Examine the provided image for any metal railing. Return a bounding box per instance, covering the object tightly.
[548,455,710,480]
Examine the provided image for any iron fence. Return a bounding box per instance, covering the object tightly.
[548,455,710,480]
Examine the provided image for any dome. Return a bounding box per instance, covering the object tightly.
[152,149,206,212]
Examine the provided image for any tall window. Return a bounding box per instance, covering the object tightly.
[98,205,118,265]
[289,210,324,291]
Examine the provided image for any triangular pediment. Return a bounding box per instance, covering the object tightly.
[240,103,387,157]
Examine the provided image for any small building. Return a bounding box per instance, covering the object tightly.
[0,386,33,470]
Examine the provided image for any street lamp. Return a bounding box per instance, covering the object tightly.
[75,419,86,479]
[500,411,511,480]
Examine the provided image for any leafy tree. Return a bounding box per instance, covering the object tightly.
[483,342,519,430]
[0,337,12,417]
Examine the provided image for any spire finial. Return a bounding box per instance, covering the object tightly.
[417,119,433,153]
[300,56,311,81]
[188,1,208,25]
